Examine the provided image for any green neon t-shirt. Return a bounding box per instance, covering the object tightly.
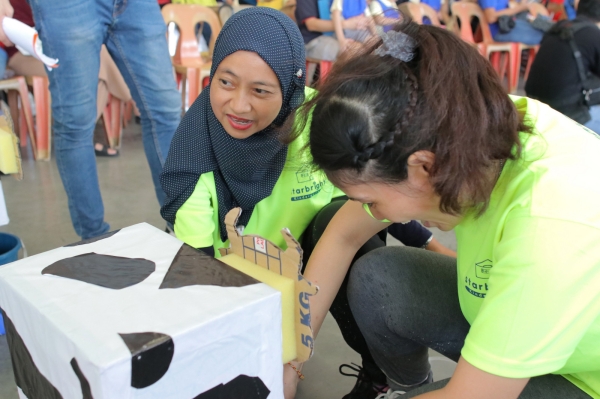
[456,97,600,398]
[174,87,344,256]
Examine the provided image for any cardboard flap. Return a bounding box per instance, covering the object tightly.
[219,208,319,362]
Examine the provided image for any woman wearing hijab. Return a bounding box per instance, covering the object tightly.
[160,8,454,399]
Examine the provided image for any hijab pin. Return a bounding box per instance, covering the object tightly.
[296,69,303,78]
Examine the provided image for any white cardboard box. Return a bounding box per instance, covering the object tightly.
[0,223,283,399]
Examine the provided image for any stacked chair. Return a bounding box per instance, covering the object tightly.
[162,4,222,113]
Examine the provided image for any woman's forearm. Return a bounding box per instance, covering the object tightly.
[426,237,456,258]
[484,4,528,23]
[304,200,387,337]
[305,17,336,33]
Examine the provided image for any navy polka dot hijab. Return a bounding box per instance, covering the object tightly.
[160,7,306,242]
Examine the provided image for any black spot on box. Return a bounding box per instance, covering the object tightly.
[194,375,270,398]
[0,308,63,399]
[70,358,93,399]
[159,244,258,289]
[42,253,155,289]
[64,230,121,247]
[119,332,174,389]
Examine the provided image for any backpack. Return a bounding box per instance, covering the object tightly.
[549,20,600,107]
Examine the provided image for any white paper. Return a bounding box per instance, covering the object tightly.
[0,181,9,226]
[2,17,58,70]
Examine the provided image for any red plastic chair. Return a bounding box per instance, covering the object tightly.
[1,76,50,161]
[162,4,221,112]
[452,2,519,93]
[518,3,548,83]
[101,95,127,150]
[306,58,333,87]
[26,75,51,161]
[399,2,442,26]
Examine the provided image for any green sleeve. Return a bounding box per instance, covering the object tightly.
[174,173,216,249]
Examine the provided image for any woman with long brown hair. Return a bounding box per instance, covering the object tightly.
[288,18,600,399]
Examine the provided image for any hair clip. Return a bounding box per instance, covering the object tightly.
[374,30,416,62]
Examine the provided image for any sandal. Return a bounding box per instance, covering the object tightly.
[94,143,119,157]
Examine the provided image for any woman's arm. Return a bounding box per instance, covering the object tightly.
[372,13,399,27]
[285,200,387,398]
[413,357,528,399]
[305,16,368,33]
[305,17,336,33]
[173,175,216,250]
[426,237,456,257]
[304,200,389,337]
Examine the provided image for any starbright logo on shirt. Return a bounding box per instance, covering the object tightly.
[465,259,493,298]
[291,167,326,201]
[296,167,313,183]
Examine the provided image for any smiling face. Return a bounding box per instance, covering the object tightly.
[210,51,283,140]
[337,151,462,231]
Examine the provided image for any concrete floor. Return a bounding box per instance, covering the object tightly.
[0,122,458,399]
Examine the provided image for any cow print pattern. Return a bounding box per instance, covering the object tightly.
[1,308,63,399]
[160,244,258,289]
[71,358,94,399]
[119,332,174,389]
[42,253,155,290]
[194,375,270,399]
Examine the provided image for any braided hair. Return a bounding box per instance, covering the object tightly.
[297,18,530,216]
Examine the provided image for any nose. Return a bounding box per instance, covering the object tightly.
[229,89,252,115]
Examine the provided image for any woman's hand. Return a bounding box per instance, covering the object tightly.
[283,362,302,399]
[426,237,457,258]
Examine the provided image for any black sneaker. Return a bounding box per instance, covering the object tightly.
[340,363,389,399]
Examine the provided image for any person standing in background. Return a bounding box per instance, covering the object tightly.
[0,0,181,239]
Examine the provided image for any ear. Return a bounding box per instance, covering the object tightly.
[406,151,435,186]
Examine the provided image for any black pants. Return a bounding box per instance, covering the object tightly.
[301,198,387,383]
[347,246,592,398]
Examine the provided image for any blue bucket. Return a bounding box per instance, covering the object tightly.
[0,232,22,335]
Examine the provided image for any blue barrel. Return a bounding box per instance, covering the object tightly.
[0,232,22,335]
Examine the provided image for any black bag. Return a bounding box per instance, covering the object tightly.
[529,14,554,32]
[498,15,516,34]
[582,75,600,106]
[551,20,600,106]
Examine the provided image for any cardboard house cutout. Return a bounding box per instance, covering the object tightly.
[0,223,296,398]
[219,208,319,363]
